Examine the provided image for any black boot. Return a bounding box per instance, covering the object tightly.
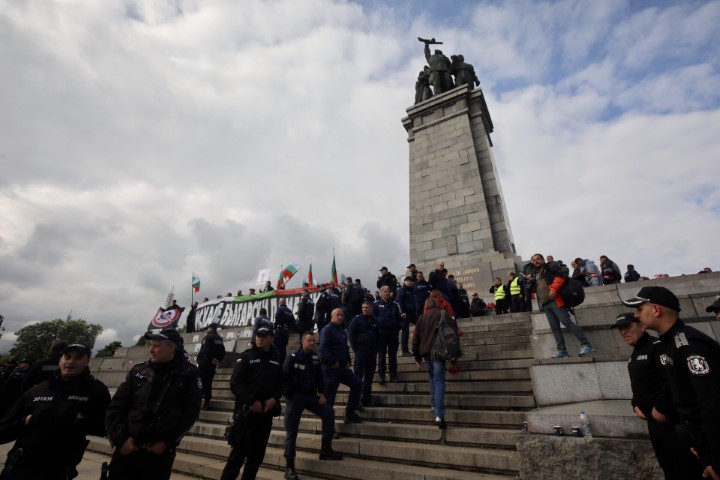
[202,400,211,411]
[319,442,343,461]
[284,457,299,480]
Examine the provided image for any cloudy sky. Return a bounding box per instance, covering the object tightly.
[1,0,718,352]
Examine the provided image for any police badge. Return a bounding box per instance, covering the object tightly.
[687,355,710,375]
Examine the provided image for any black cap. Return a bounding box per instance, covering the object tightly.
[379,266,388,271]
[611,312,640,328]
[62,343,91,356]
[404,276,413,282]
[254,320,274,337]
[706,295,720,313]
[407,264,416,269]
[145,328,184,348]
[622,286,681,312]
[207,323,219,331]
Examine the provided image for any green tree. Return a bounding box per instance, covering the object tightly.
[9,319,103,362]
[94,340,122,358]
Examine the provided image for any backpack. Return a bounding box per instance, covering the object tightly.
[432,310,461,361]
[560,277,585,308]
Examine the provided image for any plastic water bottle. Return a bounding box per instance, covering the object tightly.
[579,411,592,438]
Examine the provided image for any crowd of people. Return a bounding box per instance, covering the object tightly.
[0,257,718,479]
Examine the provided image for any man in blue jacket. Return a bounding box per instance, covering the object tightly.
[348,301,380,407]
[319,309,362,424]
[396,277,416,357]
[283,332,342,479]
[373,286,404,384]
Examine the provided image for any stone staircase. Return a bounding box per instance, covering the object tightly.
[88,312,534,479]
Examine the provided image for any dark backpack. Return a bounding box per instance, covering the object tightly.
[432,311,461,361]
[560,277,585,308]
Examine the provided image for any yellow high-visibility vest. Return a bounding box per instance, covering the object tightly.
[509,277,521,295]
[494,285,506,301]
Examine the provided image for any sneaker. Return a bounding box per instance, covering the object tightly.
[579,345,595,357]
[551,351,570,359]
[435,416,447,430]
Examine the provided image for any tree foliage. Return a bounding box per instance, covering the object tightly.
[95,341,122,358]
[9,319,103,362]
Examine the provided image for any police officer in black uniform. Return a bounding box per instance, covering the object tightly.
[283,332,342,479]
[295,288,315,342]
[0,344,110,480]
[197,323,226,411]
[348,301,380,407]
[220,320,283,480]
[623,286,720,479]
[106,329,201,480]
[274,299,295,367]
[613,312,703,479]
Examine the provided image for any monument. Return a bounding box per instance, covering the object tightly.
[402,38,522,294]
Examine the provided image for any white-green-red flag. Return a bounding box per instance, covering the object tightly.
[280,263,300,287]
[192,272,201,293]
[276,265,284,289]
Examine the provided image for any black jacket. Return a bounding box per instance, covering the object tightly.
[197,332,226,367]
[105,354,201,448]
[296,296,315,327]
[659,320,720,473]
[348,314,380,352]
[0,368,110,463]
[229,346,282,414]
[283,347,323,397]
[21,354,62,392]
[376,273,398,294]
[627,333,673,418]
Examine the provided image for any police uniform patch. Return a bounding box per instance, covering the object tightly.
[197,378,203,389]
[687,355,710,375]
[675,332,690,348]
[659,354,668,366]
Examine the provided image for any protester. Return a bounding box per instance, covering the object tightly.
[599,255,622,285]
[413,297,459,430]
[532,253,594,359]
[624,264,641,283]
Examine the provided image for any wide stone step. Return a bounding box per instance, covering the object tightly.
[335,392,536,410]
[173,437,516,479]
[198,405,526,429]
[189,418,518,450]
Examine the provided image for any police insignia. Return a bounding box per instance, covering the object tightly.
[675,332,690,348]
[198,378,203,389]
[659,354,668,366]
[687,355,710,375]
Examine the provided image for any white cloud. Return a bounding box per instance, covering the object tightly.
[0,0,718,351]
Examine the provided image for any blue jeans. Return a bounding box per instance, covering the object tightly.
[423,354,446,419]
[543,301,590,352]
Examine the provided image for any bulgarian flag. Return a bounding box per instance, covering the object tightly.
[276,265,284,289]
[331,252,338,285]
[307,262,314,286]
[192,272,201,293]
[280,263,301,287]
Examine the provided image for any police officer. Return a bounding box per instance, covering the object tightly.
[319,309,362,424]
[106,329,201,480]
[489,278,508,314]
[396,276,416,356]
[220,320,283,480]
[412,271,431,318]
[612,312,703,479]
[0,344,110,480]
[623,286,720,479]
[274,299,295,368]
[197,323,226,411]
[373,286,403,384]
[506,272,524,313]
[295,288,315,342]
[316,284,341,334]
[283,332,342,480]
[348,301,380,407]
